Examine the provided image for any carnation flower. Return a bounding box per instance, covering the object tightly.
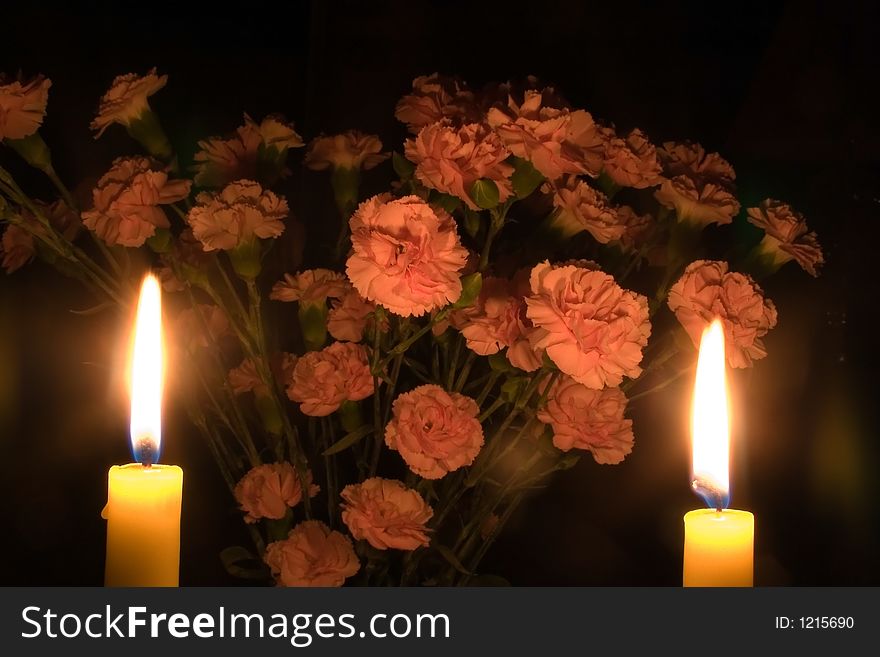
[548,177,623,243]
[82,156,191,247]
[341,478,433,550]
[234,463,319,524]
[305,130,389,171]
[746,199,824,276]
[327,288,384,343]
[487,90,607,180]
[395,73,478,133]
[270,269,349,305]
[229,352,297,396]
[537,376,634,463]
[187,180,287,251]
[287,342,374,416]
[1,199,78,274]
[654,177,740,227]
[405,122,513,210]
[384,384,484,479]
[193,114,303,188]
[346,194,468,317]
[451,273,541,371]
[667,260,778,368]
[658,141,736,182]
[0,73,51,140]
[256,114,303,151]
[175,304,231,351]
[654,141,740,227]
[264,520,360,587]
[90,68,167,137]
[525,261,651,389]
[602,128,663,189]
[615,205,654,253]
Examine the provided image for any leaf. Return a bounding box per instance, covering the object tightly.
[435,545,473,576]
[220,546,268,581]
[392,151,415,180]
[500,376,527,402]
[432,192,462,214]
[322,424,373,456]
[453,272,482,309]
[510,157,544,199]
[469,178,500,210]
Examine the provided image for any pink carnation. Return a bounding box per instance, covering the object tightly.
[526,261,651,389]
[654,177,740,227]
[90,68,167,137]
[193,114,302,187]
[615,205,654,253]
[327,288,384,343]
[1,200,79,274]
[384,384,484,479]
[658,141,736,182]
[346,194,468,317]
[668,260,778,368]
[187,180,287,251]
[537,376,634,463]
[305,131,389,171]
[395,73,478,133]
[549,176,623,243]
[82,156,191,247]
[175,304,231,351]
[264,520,360,587]
[287,342,374,416]
[405,122,514,210]
[487,90,607,180]
[602,128,662,189]
[655,141,739,226]
[747,199,823,276]
[234,463,319,524]
[452,273,541,371]
[0,73,51,140]
[229,352,297,396]
[270,269,349,306]
[341,478,433,551]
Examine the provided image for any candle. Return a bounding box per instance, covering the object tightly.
[102,274,182,587]
[682,319,754,587]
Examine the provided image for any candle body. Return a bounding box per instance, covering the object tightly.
[104,463,183,586]
[683,509,753,587]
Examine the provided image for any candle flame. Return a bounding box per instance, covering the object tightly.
[129,274,164,465]
[691,318,730,509]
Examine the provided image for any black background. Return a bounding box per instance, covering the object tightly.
[1,0,878,585]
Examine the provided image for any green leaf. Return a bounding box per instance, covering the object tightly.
[435,545,473,576]
[432,192,462,214]
[510,157,544,199]
[392,151,415,180]
[501,376,527,402]
[463,208,481,239]
[453,272,482,309]
[469,178,500,210]
[488,351,514,373]
[322,424,373,456]
[220,546,269,581]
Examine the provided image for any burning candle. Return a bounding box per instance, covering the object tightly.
[102,274,182,587]
[682,319,754,587]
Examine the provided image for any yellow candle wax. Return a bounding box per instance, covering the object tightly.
[683,509,754,587]
[103,463,182,587]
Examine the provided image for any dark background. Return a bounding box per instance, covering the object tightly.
[1,0,878,585]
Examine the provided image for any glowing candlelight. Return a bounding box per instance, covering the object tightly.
[103,273,183,587]
[682,319,754,587]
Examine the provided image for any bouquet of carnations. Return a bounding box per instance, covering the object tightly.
[0,69,822,586]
